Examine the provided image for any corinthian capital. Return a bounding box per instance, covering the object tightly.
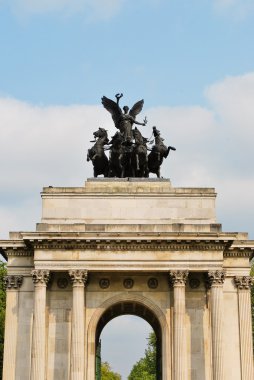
[4,275,23,289]
[206,270,225,288]
[234,276,254,290]
[169,270,189,287]
[69,270,88,286]
[31,269,50,285]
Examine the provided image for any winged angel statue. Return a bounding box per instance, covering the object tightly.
[87,93,175,178]
[101,93,147,144]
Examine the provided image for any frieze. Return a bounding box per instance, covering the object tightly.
[224,249,253,258]
[4,249,33,257]
[57,277,69,289]
[32,240,227,252]
[123,278,134,289]
[4,275,23,289]
[234,276,254,290]
[189,278,201,289]
[147,278,158,289]
[99,278,110,289]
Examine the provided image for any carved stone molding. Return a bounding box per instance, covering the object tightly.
[31,269,50,285]
[69,270,88,286]
[32,240,227,252]
[99,278,110,289]
[4,275,23,289]
[206,270,225,288]
[123,278,134,289]
[57,277,69,289]
[169,270,189,287]
[234,276,254,290]
[148,278,158,289]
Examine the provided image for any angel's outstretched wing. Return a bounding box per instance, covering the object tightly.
[101,96,122,128]
[129,99,144,119]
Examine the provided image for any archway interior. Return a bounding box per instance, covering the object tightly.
[96,301,162,380]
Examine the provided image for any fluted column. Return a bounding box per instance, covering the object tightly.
[69,270,88,380]
[2,275,23,380]
[30,269,50,380]
[234,276,254,380]
[206,270,225,380]
[169,270,188,380]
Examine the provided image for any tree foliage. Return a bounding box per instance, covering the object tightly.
[128,332,156,380]
[101,362,121,380]
[0,263,6,379]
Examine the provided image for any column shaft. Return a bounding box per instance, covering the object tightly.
[234,276,254,380]
[207,271,225,380]
[2,275,23,380]
[169,270,188,380]
[72,284,85,380]
[69,270,88,380]
[30,270,50,380]
[173,285,186,380]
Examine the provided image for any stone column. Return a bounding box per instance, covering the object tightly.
[206,270,225,380]
[2,275,23,380]
[234,276,254,380]
[169,270,188,380]
[30,269,50,380]
[69,270,88,380]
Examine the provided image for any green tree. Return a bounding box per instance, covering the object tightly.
[128,332,157,380]
[101,362,121,380]
[0,262,6,379]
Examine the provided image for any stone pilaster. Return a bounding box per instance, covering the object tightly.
[206,270,225,380]
[234,276,254,380]
[169,270,188,380]
[69,270,88,380]
[2,275,23,380]
[30,269,50,380]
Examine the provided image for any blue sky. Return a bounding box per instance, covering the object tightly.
[1,1,254,378]
[1,0,254,107]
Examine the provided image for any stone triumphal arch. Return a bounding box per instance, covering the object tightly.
[1,178,254,380]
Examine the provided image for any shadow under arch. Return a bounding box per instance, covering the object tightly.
[87,293,168,380]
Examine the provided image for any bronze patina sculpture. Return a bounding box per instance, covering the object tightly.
[87,94,175,178]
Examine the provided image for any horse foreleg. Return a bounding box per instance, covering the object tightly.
[136,154,140,171]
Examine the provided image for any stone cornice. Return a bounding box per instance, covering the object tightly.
[224,248,254,259]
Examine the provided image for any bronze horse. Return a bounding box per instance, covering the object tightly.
[108,132,124,178]
[148,126,176,178]
[87,128,109,177]
[132,127,149,178]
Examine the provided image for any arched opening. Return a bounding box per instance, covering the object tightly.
[95,301,162,380]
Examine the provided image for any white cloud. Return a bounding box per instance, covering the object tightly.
[0,72,254,240]
[6,0,125,20]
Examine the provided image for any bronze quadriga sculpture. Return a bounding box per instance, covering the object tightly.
[87,94,175,178]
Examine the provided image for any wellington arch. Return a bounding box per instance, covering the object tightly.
[1,178,254,380]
